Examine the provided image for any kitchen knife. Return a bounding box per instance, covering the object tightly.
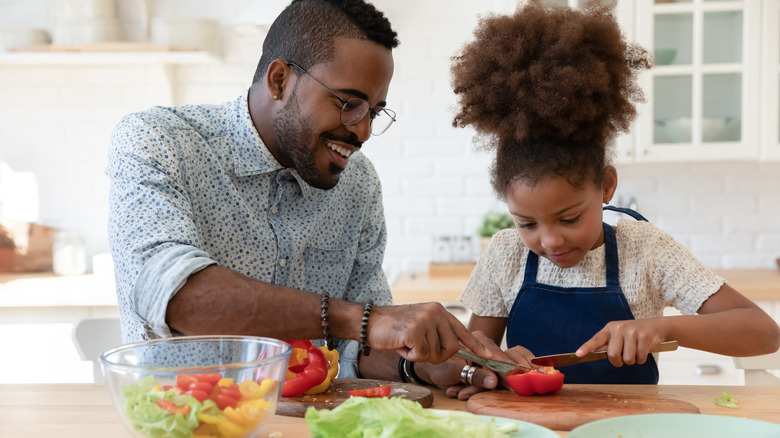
[455,349,532,378]
[530,340,679,367]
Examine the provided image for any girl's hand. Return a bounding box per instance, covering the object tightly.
[576,318,667,367]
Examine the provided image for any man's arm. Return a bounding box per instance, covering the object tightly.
[168,265,490,364]
[167,264,363,341]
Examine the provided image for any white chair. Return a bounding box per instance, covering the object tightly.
[733,350,780,386]
[71,317,123,383]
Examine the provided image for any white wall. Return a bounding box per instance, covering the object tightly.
[0,0,778,277]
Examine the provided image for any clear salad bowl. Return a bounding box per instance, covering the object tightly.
[100,335,292,438]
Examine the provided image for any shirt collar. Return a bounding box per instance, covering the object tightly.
[228,91,325,201]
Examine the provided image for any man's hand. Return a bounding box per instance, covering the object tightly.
[366,302,491,364]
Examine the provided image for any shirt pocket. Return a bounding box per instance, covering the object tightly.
[303,245,358,295]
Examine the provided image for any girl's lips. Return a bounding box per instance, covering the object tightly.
[547,250,572,262]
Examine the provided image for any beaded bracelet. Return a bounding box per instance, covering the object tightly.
[358,300,373,356]
[320,291,334,350]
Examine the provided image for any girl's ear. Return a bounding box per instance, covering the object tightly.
[602,166,618,204]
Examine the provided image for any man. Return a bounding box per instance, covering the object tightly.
[107,0,498,386]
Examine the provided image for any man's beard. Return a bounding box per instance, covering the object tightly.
[272,89,341,190]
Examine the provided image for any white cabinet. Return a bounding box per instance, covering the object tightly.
[763,0,780,160]
[628,0,765,162]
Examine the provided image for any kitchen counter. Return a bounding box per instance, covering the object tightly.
[391,268,780,304]
[1,383,777,437]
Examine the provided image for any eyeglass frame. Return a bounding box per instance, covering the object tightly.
[286,61,396,136]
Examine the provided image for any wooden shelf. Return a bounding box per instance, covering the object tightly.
[0,50,219,65]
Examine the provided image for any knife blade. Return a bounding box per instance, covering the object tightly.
[530,340,679,367]
[455,349,532,378]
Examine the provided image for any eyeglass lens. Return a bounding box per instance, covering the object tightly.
[341,98,395,135]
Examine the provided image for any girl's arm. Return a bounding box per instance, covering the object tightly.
[577,284,780,366]
[669,283,780,356]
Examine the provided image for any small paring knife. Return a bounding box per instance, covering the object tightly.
[455,349,532,378]
[530,340,679,367]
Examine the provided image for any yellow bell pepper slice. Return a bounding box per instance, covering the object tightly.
[216,419,250,438]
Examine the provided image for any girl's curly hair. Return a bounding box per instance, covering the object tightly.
[451,0,652,197]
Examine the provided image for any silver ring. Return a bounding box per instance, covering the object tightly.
[460,365,478,385]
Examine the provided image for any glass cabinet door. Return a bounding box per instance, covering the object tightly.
[635,0,761,161]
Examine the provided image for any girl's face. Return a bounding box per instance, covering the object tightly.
[505,168,617,269]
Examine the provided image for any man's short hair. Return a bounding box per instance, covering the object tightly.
[252,0,399,84]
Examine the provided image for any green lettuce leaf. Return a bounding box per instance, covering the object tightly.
[714,389,739,409]
[305,396,517,438]
[121,375,208,438]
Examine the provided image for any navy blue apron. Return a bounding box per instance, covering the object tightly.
[505,206,658,384]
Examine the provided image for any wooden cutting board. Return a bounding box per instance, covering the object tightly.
[467,387,700,430]
[276,378,433,417]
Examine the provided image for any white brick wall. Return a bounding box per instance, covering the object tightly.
[0,0,778,276]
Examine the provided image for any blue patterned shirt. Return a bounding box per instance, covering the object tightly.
[106,92,391,377]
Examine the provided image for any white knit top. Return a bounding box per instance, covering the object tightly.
[459,220,725,321]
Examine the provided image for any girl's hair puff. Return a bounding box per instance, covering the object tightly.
[451,0,652,197]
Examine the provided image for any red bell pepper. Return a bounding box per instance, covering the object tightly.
[281,340,329,397]
[506,367,564,396]
[348,385,392,398]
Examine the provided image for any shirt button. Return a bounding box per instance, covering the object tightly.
[271,206,278,214]
[280,258,287,267]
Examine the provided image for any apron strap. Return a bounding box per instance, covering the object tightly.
[603,223,620,288]
[603,205,649,222]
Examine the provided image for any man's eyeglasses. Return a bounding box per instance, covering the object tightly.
[286,61,396,136]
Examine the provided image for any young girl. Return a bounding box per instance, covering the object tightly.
[437,0,780,397]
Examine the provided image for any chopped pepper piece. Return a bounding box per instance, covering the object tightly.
[505,367,564,396]
[281,340,329,397]
[305,346,340,394]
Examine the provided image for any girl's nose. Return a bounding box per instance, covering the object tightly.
[540,229,564,251]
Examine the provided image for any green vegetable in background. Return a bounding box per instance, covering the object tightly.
[714,389,739,408]
[305,396,517,438]
[477,211,514,238]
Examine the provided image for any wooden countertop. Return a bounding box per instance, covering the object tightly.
[1,383,778,437]
[392,268,780,304]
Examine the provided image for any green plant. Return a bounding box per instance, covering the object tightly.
[477,211,514,237]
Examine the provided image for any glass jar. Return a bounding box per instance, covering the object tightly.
[53,229,86,275]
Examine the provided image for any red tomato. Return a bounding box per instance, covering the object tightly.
[188,381,214,394]
[506,368,564,396]
[176,375,198,391]
[218,383,241,400]
[348,386,392,398]
[212,393,239,410]
[196,374,223,386]
[185,389,210,402]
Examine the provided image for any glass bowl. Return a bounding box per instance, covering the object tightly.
[100,335,292,438]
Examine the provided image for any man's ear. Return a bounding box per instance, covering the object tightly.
[602,165,618,204]
[265,59,292,101]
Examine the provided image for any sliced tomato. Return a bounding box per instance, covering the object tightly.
[196,373,223,386]
[348,385,392,398]
[188,381,214,394]
[186,389,210,402]
[176,374,199,391]
[212,393,239,410]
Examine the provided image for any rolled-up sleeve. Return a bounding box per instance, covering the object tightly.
[107,112,216,341]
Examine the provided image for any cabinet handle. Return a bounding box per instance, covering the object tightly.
[694,364,722,375]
